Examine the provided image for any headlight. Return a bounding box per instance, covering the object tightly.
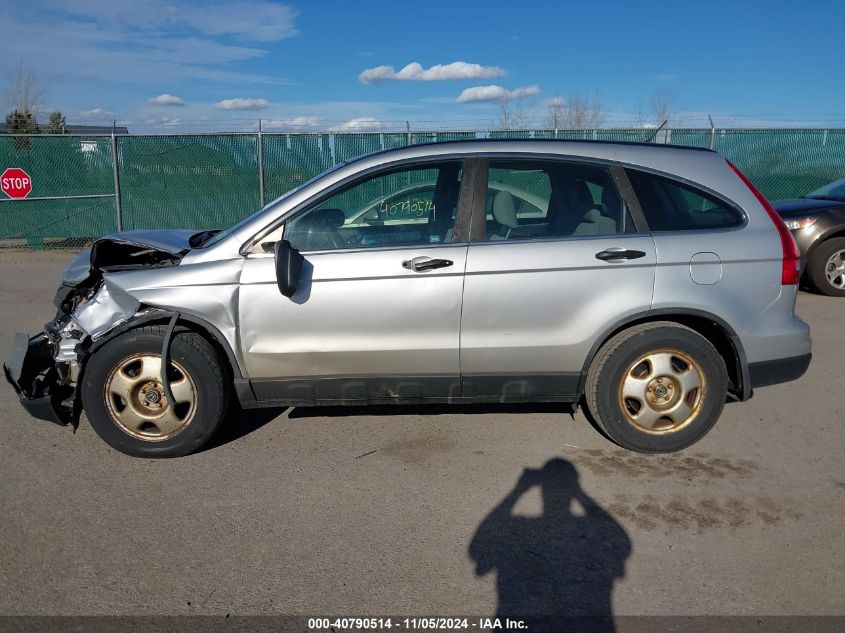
[784,217,818,230]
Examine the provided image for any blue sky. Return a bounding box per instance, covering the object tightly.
[1,0,843,130]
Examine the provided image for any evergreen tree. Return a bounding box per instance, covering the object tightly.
[4,108,40,149]
[45,111,66,134]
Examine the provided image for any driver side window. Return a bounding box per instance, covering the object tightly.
[284,162,463,252]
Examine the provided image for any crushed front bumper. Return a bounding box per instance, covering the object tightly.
[4,332,75,427]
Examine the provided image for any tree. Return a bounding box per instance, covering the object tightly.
[45,111,66,134]
[548,95,605,130]
[650,88,676,126]
[4,63,45,115]
[3,64,46,148]
[545,96,565,129]
[5,108,40,149]
[496,90,533,130]
[5,108,39,133]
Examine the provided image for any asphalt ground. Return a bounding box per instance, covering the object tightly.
[0,249,842,624]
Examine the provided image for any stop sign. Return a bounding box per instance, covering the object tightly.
[1,168,33,199]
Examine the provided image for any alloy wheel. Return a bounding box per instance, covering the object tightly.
[104,353,197,441]
[618,349,706,434]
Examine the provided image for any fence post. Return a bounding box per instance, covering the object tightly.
[708,114,716,150]
[110,123,123,232]
[257,119,266,207]
[406,121,411,145]
[646,120,667,143]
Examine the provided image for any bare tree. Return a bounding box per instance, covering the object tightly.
[549,95,604,130]
[4,63,45,115]
[634,101,647,128]
[650,88,676,126]
[496,91,533,130]
[496,93,512,129]
[544,96,565,129]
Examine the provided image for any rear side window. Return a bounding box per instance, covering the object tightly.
[626,169,744,231]
[483,160,631,241]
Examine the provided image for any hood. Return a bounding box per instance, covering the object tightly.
[62,229,199,287]
[774,197,845,218]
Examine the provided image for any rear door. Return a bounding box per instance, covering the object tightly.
[624,166,754,301]
[238,159,473,404]
[459,157,657,399]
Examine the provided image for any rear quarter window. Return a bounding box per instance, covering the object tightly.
[626,169,744,231]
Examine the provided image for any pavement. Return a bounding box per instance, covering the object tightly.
[0,249,842,619]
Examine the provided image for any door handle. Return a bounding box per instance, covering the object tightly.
[595,248,647,263]
[402,256,454,272]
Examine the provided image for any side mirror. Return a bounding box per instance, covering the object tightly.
[274,240,304,298]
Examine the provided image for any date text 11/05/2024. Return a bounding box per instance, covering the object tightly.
[308,617,528,630]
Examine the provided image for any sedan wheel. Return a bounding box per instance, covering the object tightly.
[807,238,845,297]
[824,248,845,291]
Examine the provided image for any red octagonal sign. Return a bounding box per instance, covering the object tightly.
[1,168,33,199]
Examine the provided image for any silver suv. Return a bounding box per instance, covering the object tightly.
[5,140,812,457]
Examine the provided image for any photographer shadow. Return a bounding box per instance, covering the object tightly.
[469,458,631,632]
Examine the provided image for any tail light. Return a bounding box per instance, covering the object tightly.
[727,160,800,285]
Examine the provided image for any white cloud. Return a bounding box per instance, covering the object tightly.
[331,117,381,131]
[457,84,540,104]
[215,98,269,110]
[78,107,115,118]
[141,115,182,126]
[263,115,322,129]
[148,93,185,106]
[359,61,505,84]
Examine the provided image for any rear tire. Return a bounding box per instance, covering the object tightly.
[585,322,728,453]
[81,326,230,457]
[806,237,845,297]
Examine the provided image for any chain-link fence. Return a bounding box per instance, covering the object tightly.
[1,128,843,248]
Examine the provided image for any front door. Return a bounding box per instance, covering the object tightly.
[460,158,657,399]
[239,160,471,404]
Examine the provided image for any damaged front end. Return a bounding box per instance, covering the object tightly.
[3,230,198,428]
[4,333,75,425]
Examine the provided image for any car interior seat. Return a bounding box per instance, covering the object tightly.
[572,208,617,236]
[490,190,519,240]
[552,179,618,237]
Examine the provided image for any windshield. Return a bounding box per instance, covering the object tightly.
[804,176,845,201]
[196,163,346,248]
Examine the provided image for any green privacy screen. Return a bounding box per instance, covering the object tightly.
[1,129,843,247]
[0,135,117,244]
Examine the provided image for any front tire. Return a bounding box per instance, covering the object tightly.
[806,237,845,297]
[81,326,230,457]
[585,322,728,453]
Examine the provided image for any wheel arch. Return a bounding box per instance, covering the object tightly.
[802,225,845,263]
[85,310,245,381]
[579,308,751,401]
